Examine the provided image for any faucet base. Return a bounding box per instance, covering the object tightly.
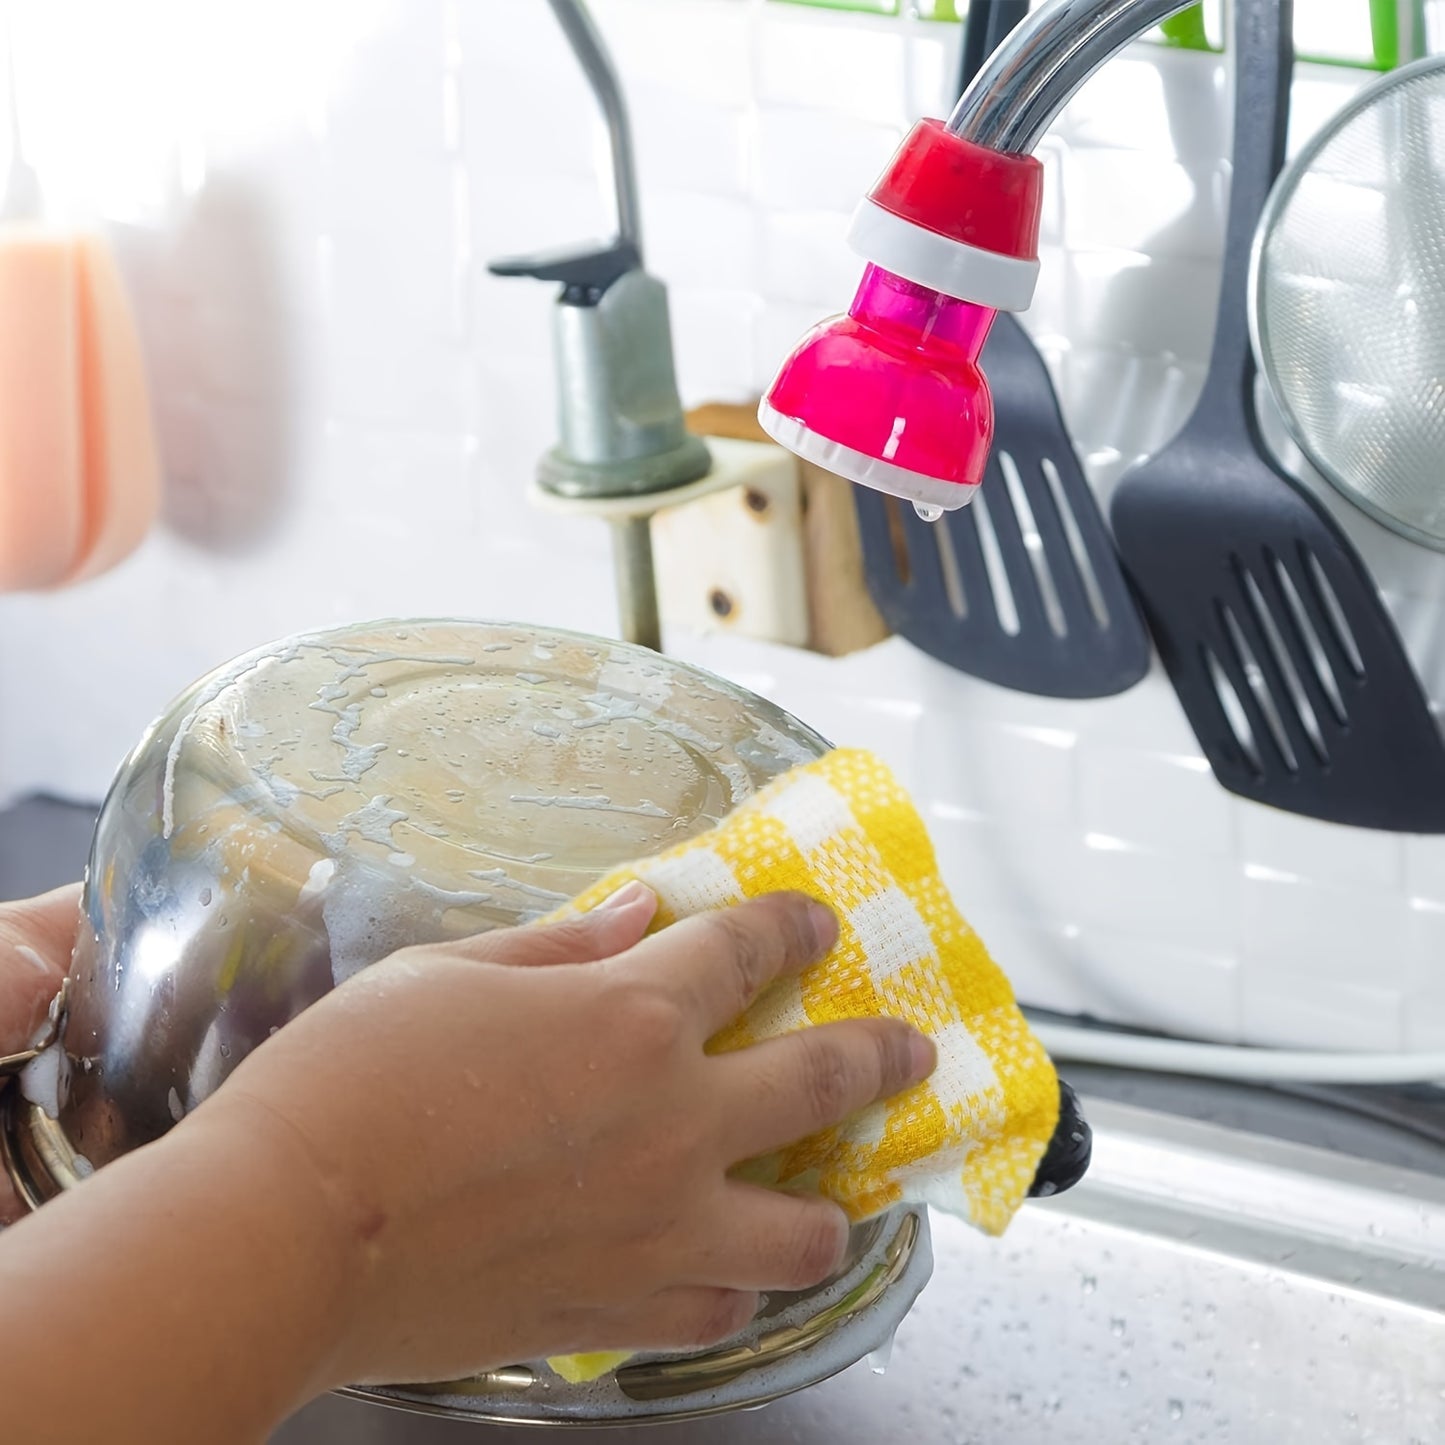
[536,433,711,502]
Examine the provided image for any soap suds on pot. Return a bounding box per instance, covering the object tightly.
[20,1045,69,1120]
[509,794,669,819]
[298,858,336,904]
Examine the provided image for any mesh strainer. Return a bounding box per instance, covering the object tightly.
[1251,54,1445,549]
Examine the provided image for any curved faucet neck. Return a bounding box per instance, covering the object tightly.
[948,0,1201,154]
[545,0,644,257]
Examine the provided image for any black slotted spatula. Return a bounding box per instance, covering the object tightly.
[1110,0,1445,831]
[853,0,1151,700]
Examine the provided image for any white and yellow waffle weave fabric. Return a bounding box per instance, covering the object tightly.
[549,747,1060,1226]
[543,748,1059,1383]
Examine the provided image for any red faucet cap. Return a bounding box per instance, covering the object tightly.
[849,119,1044,309]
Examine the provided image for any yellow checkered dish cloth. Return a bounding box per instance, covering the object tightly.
[543,748,1059,1384]
[551,746,1059,1227]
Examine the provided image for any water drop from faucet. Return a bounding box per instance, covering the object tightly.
[867,1331,896,1375]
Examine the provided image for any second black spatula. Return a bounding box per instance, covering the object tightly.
[1110,0,1445,831]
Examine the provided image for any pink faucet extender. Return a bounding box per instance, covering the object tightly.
[759,119,1044,514]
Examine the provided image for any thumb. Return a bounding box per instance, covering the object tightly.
[0,884,80,1054]
[446,881,658,969]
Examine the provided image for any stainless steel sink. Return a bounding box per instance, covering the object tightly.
[275,1093,1445,1444]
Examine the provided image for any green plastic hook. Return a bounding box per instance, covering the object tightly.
[1158,0,1425,66]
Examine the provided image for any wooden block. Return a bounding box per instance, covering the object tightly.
[686,402,891,658]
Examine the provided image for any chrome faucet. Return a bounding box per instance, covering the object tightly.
[495,0,1200,641]
[950,0,1201,152]
[760,0,1199,516]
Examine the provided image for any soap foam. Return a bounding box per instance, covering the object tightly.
[19,1045,68,1120]
[508,794,669,820]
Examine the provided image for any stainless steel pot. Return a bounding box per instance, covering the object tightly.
[0,617,932,1425]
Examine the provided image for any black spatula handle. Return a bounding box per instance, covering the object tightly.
[957,0,1032,95]
[1188,0,1292,438]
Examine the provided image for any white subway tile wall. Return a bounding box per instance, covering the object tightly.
[2,0,1444,1048]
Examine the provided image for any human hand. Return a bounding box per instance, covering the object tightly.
[0,886,79,1225]
[195,884,936,1389]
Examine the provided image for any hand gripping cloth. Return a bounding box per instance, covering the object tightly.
[544,748,1060,1384]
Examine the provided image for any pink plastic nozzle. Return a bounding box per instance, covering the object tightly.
[759,118,1046,513]
[759,264,997,513]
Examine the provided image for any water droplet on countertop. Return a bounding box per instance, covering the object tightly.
[1168,1399,1184,1422]
[1081,1275,1097,1294]
[1117,1371,1131,1389]
[199,888,212,906]
[1110,1317,1127,1337]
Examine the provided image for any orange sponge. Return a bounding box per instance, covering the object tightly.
[0,225,159,592]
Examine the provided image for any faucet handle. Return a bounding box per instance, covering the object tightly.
[488,240,641,306]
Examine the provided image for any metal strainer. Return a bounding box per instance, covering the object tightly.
[1251,54,1445,549]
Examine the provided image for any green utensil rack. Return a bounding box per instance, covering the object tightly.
[1158,0,1426,68]
[767,0,1428,68]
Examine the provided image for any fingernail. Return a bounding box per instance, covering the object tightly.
[597,879,654,913]
[907,1030,936,1083]
[807,901,838,953]
[15,945,51,975]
